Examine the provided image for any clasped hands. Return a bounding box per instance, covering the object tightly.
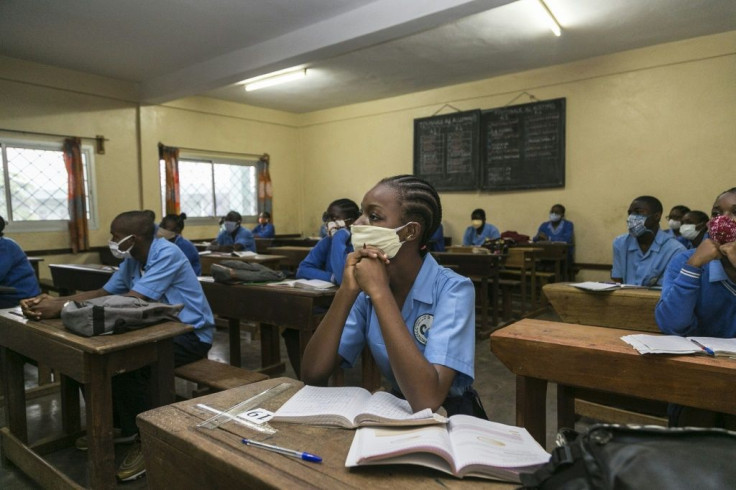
[342,244,391,297]
[19,294,64,320]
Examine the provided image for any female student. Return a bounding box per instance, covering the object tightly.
[462,208,500,246]
[301,175,484,417]
[678,210,709,248]
[158,213,201,275]
[252,211,275,238]
[0,216,40,308]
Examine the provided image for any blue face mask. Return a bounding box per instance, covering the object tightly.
[627,214,650,238]
[223,221,238,233]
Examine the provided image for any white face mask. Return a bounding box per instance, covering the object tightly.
[109,234,134,259]
[326,219,346,237]
[679,224,700,240]
[549,213,562,223]
[156,228,177,241]
[350,223,413,258]
[668,219,681,231]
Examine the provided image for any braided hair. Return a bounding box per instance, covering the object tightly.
[378,175,442,256]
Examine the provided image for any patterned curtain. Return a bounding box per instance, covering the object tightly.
[257,153,273,217]
[159,143,180,215]
[63,137,89,253]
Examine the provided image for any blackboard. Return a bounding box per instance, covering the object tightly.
[413,110,480,191]
[480,98,565,191]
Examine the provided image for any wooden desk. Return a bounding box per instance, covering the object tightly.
[200,280,335,375]
[137,377,514,489]
[199,252,285,275]
[0,309,191,489]
[543,282,661,332]
[490,319,736,445]
[270,237,320,247]
[526,242,570,282]
[432,251,502,333]
[49,263,116,295]
[266,245,313,271]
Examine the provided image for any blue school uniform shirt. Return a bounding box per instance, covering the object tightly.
[338,253,475,397]
[103,238,215,344]
[655,249,736,338]
[662,229,691,248]
[0,237,40,308]
[462,223,500,246]
[533,219,575,261]
[215,226,255,252]
[427,224,446,252]
[172,235,201,275]
[296,228,352,284]
[252,222,275,238]
[611,229,686,286]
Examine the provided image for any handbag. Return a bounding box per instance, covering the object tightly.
[61,295,184,337]
[520,423,736,490]
[211,260,285,284]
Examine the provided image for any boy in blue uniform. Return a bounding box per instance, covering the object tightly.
[611,196,685,286]
[21,210,214,481]
[302,176,484,417]
[462,208,500,246]
[0,216,40,307]
[662,204,691,248]
[158,213,201,275]
[252,211,275,238]
[209,210,255,252]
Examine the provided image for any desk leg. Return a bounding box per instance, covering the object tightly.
[557,384,576,430]
[1,348,27,443]
[491,271,499,327]
[227,318,241,368]
[259,324,284,375]
[516,375,547,446]
[84,357,116,490]
[480,277,488,334]
[150,340,175,408]
[60,375,81,435]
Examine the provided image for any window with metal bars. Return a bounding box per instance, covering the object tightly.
[0,138,97,232]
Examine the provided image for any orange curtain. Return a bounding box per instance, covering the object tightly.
[159,143,180,215]
[63,137,89,253]
[257,153,273,218]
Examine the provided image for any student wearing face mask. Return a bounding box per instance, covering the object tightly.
[209,210,256,252]
[611,195,686,286]
[679,210,710,248]
[302,175,486,418]
[158,213,201,275]
[20,210,214,481]
[663,205,691,248]
[656,188,736,429]
[252,211,275,238]
[462,208,500,246]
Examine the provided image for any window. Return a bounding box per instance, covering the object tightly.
[159,155,258,221]
[0,139,97,232]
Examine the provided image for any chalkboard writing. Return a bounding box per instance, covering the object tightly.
[413,110,480,191]
[481,98,565,191]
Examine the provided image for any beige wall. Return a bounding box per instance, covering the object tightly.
[1,31,734,282]
[297,31,736,280]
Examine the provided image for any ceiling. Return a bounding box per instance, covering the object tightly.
[1,0,734,113]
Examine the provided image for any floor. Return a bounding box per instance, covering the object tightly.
[0,308,583,489]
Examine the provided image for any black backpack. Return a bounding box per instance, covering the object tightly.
[211,260,285,284]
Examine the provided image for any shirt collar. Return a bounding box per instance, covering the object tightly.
[408,254,440,305]
[708,258,731,284]
[627,229,668,252]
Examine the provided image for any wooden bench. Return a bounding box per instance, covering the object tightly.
[174,359,269,397]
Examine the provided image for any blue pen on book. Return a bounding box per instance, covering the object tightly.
[242,438,322,463]
[690,339,715,356]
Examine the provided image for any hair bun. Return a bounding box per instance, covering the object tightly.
[179,213,187,221]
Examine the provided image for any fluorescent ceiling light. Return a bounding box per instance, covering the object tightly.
[537,0,561,37]
[244,68,308,92]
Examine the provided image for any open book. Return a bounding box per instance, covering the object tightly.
[267,279,335,290]
[272,385,447,428]
[345,415,550,482]
[571,281,659,291]
[622,334,736,357]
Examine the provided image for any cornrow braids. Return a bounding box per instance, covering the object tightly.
[379,175,442,255]
[328,198,360,221]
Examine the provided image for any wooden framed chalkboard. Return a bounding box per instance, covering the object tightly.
[480,98,565,191]
[413,110,480,191]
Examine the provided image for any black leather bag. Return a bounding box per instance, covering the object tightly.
[520,424,736,490]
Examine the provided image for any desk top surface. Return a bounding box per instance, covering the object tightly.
[199,277,337,298]
[199,252,286,262]
[49,263,117,273]
[138,377,514,489]
[0,309,192,354]
[545,282,661,298]
[266,245,314,251]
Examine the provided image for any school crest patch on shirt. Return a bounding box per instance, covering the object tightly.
[413,314,433,345]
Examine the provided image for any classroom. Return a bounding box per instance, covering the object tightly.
[1,1,735,488]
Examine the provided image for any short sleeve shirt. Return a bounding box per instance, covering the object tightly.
[215,226,255,252]
[611,229,686,286]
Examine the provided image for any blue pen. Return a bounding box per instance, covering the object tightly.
[242,438,322,463]
[690,339,715,356]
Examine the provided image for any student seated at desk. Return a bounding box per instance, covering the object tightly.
[462,208,500,246]
[0,216,40,308]
[20,210,214,482]
[532,203,575,265]
[662,204,691,248]
[209,210,255,252]
[252,211,275,238]
[679,210,710,248]
[158,213,201,275]
[656,188,736,428]
[302,175,486,418]
[611,195,686,286]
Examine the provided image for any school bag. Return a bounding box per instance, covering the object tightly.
[61,295,184,337]
[210,260,285,284]
[519,423,736,490]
